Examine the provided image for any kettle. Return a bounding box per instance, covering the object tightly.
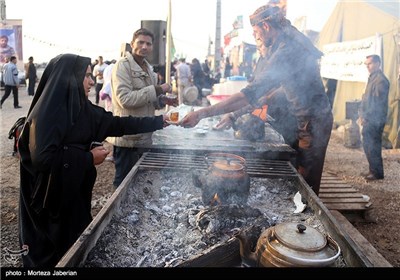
[234,222,341,267]
[232,114,265,142]
[192,153,250,205]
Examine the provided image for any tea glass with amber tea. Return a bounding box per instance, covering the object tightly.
[170,111,179,122]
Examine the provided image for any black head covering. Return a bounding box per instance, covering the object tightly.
[20,54,91,170]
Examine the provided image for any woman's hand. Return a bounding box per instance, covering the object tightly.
[163,114,171,127]
[90,146,110,165]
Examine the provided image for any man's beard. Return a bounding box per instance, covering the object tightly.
[264,37,273,48]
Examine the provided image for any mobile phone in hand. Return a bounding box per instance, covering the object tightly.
[90,141,103,150]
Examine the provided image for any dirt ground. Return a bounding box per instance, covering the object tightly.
[0,87,399,268]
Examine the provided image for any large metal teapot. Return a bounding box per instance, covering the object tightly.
[234,222,341,267]
[192,153,250,205]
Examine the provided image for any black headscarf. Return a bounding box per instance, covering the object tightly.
[20,54,91,171]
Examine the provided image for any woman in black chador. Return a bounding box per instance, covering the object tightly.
[18,54,167,267]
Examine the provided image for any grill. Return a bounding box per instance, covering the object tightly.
[56,119,385,268]
[56,150,380,268]
[137,152,298,179]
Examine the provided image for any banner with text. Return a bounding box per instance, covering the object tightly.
[320,34,382,82]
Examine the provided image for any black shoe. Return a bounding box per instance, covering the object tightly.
[365,174,384,181]
[14,105,22,109]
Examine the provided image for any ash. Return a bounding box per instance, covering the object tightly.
[85,170,324,267]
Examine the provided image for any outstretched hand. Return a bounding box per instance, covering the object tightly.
[179,111,201,128]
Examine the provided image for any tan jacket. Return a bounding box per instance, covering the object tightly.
[107,52,162,147]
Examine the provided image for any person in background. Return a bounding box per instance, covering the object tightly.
[90,58,98,82]
[202,58,211,77]
[358,54,389,180]
[239,61,253,80]
[92,56,107,105]
[213,70,222,84]
[324,78,337,109]
[191,58,206,105]
[181,4,333,196]
[201,58,216,89]
[18,53,171,268]
[108,28,178,188]
[100,59,115,112]
[223,57,232,79]
[175,57,191,105]
[25,56,38,96]
[0,56,21,109]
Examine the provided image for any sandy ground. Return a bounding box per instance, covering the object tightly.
[1,86,399,268]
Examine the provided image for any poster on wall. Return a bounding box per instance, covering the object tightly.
[0,19,23,69]
[320,34,383,82]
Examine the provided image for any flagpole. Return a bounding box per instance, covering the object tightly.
[165,0,172,112]
[214,0,222,74]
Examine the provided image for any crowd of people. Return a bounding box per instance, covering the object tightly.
[167,56,219,105]
[1,2,391,269]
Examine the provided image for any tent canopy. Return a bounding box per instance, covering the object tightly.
[316,0,400,148]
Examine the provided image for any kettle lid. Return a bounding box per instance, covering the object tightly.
[274,223,327,252]
[206,153,246,172]
[213,160,243,171]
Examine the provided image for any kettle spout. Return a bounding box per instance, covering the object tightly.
[231,228,258,267]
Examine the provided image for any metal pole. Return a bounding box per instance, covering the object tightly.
[165,0,172,85]
[214,0,221,74]
[165,0,172,112]
[1,0,6,25]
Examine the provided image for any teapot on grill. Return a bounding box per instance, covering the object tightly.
[233,222,341,267]
[192,153,250,205]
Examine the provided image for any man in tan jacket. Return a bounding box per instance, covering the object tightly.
[108,28,177,187]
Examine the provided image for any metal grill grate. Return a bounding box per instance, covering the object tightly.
[138,152,298,178]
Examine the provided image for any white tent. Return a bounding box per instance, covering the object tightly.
[317,0,400,148]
